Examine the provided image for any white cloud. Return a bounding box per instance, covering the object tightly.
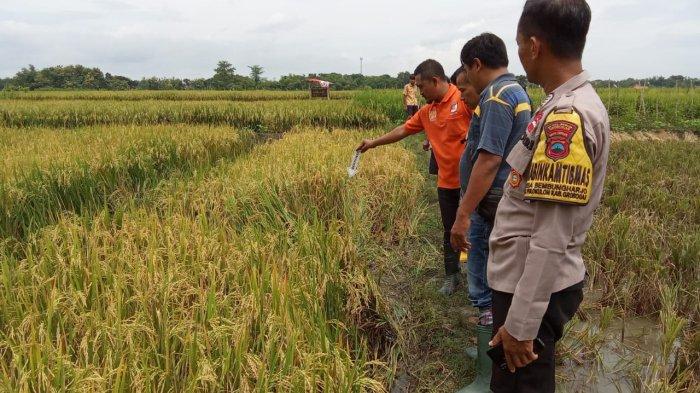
[458,20,487,34]
[0,0,698,79]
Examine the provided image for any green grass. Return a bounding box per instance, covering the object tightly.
[5,87,697,132]
[528,87,700,133]
[353,90,406,124]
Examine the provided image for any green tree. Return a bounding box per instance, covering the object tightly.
[14,65,38,89]
[397,71,411,86]
[211,60,237,89]
[248,65,264,86]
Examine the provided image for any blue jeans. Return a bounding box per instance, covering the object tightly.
[467,212,493,310]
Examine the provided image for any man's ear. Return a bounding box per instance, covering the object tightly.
[473,58,483,73]
[529,36,541,60]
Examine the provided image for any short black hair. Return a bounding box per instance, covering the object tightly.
[517,0,591,60]
[409,74,416,80]
[450,67,465,84]
[414,59,446,81]
[460,33,509,69]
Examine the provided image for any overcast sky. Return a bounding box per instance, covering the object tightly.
[1,0,698,80]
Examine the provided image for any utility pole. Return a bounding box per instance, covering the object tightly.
[360,57,363,75]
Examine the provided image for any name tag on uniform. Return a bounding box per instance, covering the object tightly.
[429,108,437,122]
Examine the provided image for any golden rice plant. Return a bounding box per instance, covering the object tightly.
[0,99,387,130]
[0,90,355,101]
[0,125,255,239]
[0,129,424,392]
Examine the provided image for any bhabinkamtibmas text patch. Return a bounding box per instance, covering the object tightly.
[525,110,593,205]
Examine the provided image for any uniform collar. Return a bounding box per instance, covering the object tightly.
[551,70,590,98]
[439,84,458,104]
[492,72,517,85]
[480,73,517,100]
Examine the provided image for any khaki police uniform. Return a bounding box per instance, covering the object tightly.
[488,70,610,342]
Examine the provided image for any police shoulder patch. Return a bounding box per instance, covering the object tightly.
[543,119,577,161]
[525,109,593,205]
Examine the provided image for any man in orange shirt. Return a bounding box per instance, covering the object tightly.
[357,59,472,295]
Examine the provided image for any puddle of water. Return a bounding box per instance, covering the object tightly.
[557,315,671,392]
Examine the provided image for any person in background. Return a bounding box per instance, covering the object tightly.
[450,32,532,393]
[486,1,610,392]
[358,59,472,296]
[404,74,420,118]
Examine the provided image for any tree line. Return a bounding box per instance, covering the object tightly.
[1,61,697,91]
[0,61,412,91]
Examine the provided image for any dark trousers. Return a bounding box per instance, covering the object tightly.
[428,151,438,175]
[491,281,584,393]
[437,188,461,276]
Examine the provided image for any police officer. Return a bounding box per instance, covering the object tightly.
[487,1,610,392]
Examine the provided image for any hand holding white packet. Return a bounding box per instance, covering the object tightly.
[348,150,361,178]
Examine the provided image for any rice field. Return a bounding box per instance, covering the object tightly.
[351,87,700,133]
[0,125,260,240]
[0,90,355,101]
[0,100,387,131]
[579,141,699,391]
[0,90,697,391]
[530,87,700,133]
[0,129,424,391]
[1,88,697,133]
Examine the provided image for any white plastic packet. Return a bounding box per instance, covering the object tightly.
[347,150,361,178]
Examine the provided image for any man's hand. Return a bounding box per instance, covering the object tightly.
[422,140,431,151]
[490,326,538,373]
[450,215,471,252]
[357,139,375,153]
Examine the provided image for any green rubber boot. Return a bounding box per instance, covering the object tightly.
[457,324,493,393]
